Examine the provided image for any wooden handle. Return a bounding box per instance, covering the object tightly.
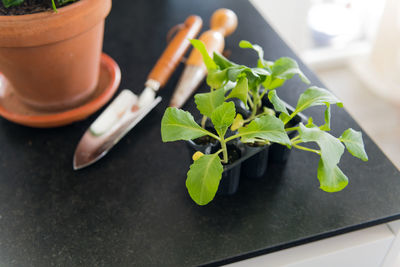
[147,15,203,88]
[210,8,238,37]
[187,9,238,67]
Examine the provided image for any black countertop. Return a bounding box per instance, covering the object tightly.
[1,0,400,266]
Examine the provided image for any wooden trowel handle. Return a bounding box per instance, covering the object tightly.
[147,15,203,88]
[187,9,238,67]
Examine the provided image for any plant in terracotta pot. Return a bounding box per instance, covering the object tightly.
[160,40,368,206]
[0,0,112,111]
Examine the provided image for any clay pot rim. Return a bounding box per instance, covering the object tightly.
[0,0,89,21]
[0,0,111,47]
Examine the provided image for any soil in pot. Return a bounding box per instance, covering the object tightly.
[0,0,77,15]
[187,121,219,154]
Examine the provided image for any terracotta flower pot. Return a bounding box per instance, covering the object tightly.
[0,0,112,111]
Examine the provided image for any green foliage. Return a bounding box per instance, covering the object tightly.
[161,108,209,142]
[295,86,343,114]
[213,52,237,69]
[211,102,236,137]
[238,115,291,146]
[190,39,217,71]
[186,153,223,205]
[160,39,368,205]
[298,124,348,192]
[268,90,289,116]
[194,88,225,118]
[226,77,249,108]
[264,57,310,90]
[339,128,368,161]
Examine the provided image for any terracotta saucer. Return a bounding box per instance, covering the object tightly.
[0,53,121,128]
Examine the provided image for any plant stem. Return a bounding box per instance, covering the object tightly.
[204,131,220,142]
[225,133,244,143]
[201,115,207,129]
[247,94,254,109]
[259,88,268,101]
[283,110,300,125]
[216,149,223,155]
[285,126,299,132]
[292,143,320,155]
[290,135,300,142]
[51,0,58,12]
[220,139,228,164]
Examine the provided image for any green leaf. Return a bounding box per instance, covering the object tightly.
[317,162,348,192]
[238,115,291,145]
[295,86,343,114]
[2,0,24,8]
[298,124,347,192]
[339,128,368,161]
[161,108,209,142]
[252,67,270,76]
[213,52,237,69]
[226,77,249,108]
[190,39,217,71]
[268,90,289,116]
[269,57,310,88]
[222,81,237,93]
[319,103,331,131]
[194,88,225,118]
[207,69,227,89]
[211,102,236,137]
[226,66,246,82]
[186,153,224,205]
[239,40,265,67]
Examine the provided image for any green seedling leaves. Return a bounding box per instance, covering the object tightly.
[2,0,24,8]
[266,57,310,89]
[339,128,368,161]
[213,52,237,69]
[238,115,291,146]
[190,39,217,71]
[207,69,227,89]
[194,88,225,118]
[298,124,347,192]
[161,108,209,142]
[295,86,343,114]
[186,153,224,205]
[211,102,236,137]
[268,90,289,116]
[227,77,249,108]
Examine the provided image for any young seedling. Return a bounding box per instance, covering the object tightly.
[160,40,368,205]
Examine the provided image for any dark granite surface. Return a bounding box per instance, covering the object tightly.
[1,0,400,266]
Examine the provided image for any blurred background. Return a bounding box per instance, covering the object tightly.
[250,0,400,169]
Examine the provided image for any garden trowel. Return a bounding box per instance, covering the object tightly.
[73,15,202,170]
[169,8,238,108]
